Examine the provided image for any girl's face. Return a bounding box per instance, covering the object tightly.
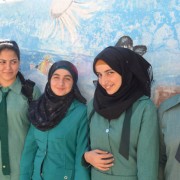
[0,49,20,87]
[50,69,73,96]
[95,60,122,95]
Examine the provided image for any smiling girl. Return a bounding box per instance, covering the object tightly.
[84,46,159,180]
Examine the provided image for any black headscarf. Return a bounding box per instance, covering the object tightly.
[29,60,86,131]
[93,46,153,120]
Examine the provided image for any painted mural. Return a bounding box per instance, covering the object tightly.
[0,0,180,105]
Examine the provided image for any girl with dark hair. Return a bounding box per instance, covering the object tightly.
[84,46,159,180]
[0,40,41,180]
[20,60,90,180]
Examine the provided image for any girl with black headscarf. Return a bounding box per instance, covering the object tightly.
[20,60,90,180]
[84,46,159,180]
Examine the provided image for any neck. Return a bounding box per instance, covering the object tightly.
[0,78,16,88]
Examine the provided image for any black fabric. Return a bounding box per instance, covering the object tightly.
[0,89,10,175]
[17,71,35,103]
[92,46,153,160]
[29,60,86,131]
[119,106,132,160]
[175,144,180,163]
[29,85,74,131]
[93,46,152,120]
[47,60,86,104]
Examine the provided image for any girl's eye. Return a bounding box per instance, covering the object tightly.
[64,77,71,81]
[0,60,18,65]
[107,71,114,75]
[52,76,59,80]
[10,60,18,64]
[0,60,6,64]
[96,73,102,78]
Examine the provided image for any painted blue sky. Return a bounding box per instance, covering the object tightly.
[0,0,180,101]
[0,0,179,54]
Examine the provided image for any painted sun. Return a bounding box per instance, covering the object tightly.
[48,0,101,42]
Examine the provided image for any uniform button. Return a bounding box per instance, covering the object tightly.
[2,165,6,168]
[105,128,109,133]
[64,176,68,179]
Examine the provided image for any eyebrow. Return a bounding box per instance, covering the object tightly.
[96,69,114,74]
[0,58,18,61]
[52,73,72,78]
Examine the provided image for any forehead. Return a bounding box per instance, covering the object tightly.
[52,68,72,76]
[0,48,18,58]
[95,62,112,73]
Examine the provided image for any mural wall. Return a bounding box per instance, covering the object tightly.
[0,0,180,105]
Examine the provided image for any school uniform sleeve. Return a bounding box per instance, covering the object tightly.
[74,108,90,180]
[137,100,159,180]
[20,124,38,180]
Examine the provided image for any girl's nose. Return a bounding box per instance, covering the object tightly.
[58,79,65,86]
[100,76,108,86]
[5,62,11,70]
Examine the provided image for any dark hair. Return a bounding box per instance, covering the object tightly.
[0,40,20,60]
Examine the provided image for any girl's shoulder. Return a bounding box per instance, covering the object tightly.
[159,94,180,111]
[133,95,157,114]
[158,94,180,119]
[72,99,87,111]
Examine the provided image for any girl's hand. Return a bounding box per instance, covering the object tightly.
[84,149,114,171]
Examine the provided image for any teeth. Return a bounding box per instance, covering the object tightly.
[105,84,113,89]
